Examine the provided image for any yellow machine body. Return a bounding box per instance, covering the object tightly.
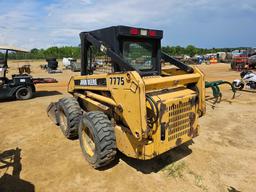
[67,66,205,160]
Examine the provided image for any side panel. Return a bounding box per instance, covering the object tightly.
[68,67,205,160]
[109,72,147,140]
[68,71,148,140]
[193,67,206,116]
[143,73,201,91]
[115,125,154,159]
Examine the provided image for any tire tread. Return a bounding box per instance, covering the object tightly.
[80,111,116,168]
[58,97,82,139]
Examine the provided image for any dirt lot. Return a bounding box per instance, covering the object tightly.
[0,61,255,192]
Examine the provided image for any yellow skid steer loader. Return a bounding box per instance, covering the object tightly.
[47,26,205,168]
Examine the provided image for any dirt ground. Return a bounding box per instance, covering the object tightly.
[0,61,255,192]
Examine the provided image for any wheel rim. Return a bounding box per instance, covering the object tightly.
[19,89,28,97]
[81,125,95,157]
[59,111,68,132]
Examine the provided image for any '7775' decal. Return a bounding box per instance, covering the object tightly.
[110,77,124,85]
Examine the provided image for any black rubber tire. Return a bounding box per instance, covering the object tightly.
[58,97,82,139]
[15,87,33,100]
[79,111,116,168]
[47,61,58,70]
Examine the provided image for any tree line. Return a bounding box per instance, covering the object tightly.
[0,46,80,60]
[162,45,236,57]
[0,45,248,60]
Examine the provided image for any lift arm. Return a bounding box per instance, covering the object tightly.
[161,52,194,73]
[82,33,136,74]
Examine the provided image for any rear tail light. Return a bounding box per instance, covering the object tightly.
[130,28,139,35]
[149,30,156,37]
[130,28,157,37]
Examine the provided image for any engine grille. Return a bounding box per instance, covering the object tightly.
[166,100,193,141]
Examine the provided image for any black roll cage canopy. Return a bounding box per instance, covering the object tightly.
[0,46,29,68]
[80,25,194,76]
[0,46,29,79]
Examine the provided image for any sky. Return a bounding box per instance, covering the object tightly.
[0,0,255,49]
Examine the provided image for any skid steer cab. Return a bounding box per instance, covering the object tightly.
[48,26,206,169]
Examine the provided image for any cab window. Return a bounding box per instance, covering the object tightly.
[122,40,155,71]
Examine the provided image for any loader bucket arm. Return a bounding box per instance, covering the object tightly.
[161,52,194,73]
[81,33,136,75]
[81,28,194,76]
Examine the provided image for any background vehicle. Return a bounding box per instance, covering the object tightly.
[63,57,81,72]
[248,55,256,67]
[231,50,248,70]
[0,46,57,100]
[231,48,256,70]
[48,26,206,169]
[233,71,256,90]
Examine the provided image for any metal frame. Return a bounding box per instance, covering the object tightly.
[47,26,206,161]
[80,25,193,76]
[0,46,29,76]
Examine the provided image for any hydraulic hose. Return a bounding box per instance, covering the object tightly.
[146,95,159,124]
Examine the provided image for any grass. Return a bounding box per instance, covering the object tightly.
[162,161,208,191]
[162,161,186,178]
[188,170,208,192]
